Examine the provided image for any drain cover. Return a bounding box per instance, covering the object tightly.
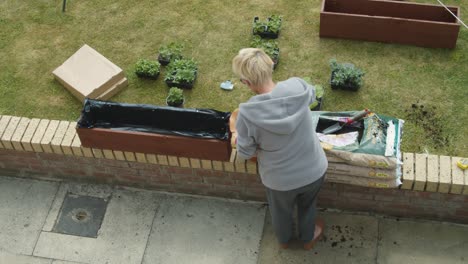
[53,193,108,238]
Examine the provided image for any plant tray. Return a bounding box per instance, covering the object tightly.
[252,17,280,39]
[165,79,195,89]
[330,72,360,91]
[158,54,171,66]
[76,99,232,161]
[136,72,160,80]
[319,0,460,48]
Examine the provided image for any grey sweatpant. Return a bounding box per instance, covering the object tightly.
[265,174,325,244]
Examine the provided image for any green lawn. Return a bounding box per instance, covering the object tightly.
[0,0,466,156]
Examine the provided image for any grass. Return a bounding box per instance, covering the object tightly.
[0,0,466,156]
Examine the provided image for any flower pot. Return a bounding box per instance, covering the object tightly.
[157,54,171,66]
[319,0,460,48]
[330,72,361,91]
[76,99,232,161]
[252,17,281,39]
[136,71,160,80]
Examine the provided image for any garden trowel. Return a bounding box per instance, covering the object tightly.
[322,109,369,134]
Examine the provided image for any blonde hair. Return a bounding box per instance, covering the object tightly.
[232,48,273,86]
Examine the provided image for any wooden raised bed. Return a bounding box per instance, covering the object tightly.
[76,99,232,161]
[319,0,461,48]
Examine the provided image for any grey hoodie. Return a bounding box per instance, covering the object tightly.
[236,77,328,191]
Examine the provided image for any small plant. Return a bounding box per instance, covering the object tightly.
[135,59,161,79]
[164,58,198,88]
[158,42,184,65]
[304,77,325,111]
[166,87,184,107]
[253,15,282,38]
[250,36,280,69]
[329,59,365,91]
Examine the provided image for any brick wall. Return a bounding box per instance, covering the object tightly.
[1,148,468,223]
[0,114,467,223]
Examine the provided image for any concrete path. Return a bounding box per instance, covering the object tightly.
[1,176,467,264]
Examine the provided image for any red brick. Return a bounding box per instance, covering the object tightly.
[455,209,468,217]
[413,191,442,201]
[171,174,202,183]
[203,176,236,185]
[99,158,129,168]
[194,169,225,178]
[229,172,261,183]
[212,184,243,192]
[117,174,147,183]
[105,166,139,177]
[148,175,172,184]
[340,191,374,201]
[167,167,193,175]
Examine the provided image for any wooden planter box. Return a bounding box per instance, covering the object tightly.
[320,0,461,48]
[76,99,232,161]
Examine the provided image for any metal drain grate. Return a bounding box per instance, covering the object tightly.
[53,193,108,238]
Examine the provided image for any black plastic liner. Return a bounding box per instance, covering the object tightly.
[77,99,231,140]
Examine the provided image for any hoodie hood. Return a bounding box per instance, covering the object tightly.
[238,77,314,135]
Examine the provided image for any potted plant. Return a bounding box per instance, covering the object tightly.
[166,87,184,107]
[135,59,161,79]
[164,58,198,89]
[253,15,282,39]
[158,42,184,66]
[329,59,364,91]
[250,36,280,70]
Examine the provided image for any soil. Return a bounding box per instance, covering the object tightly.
[404,101,450,149]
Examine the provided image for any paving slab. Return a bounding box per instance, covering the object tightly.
[0,251,52,264]
[142,195,266,264]
[377,218,468,264]
[258,210,378,264]
[34,188,164,264]
[0,177,58,255]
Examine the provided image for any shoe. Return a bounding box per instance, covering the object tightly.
[303,218,325,250]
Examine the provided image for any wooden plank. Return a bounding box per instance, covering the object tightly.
[413,153,427,191]
[450,156,464,194]
[438,155,451,193]
[401,152,415,190]
[425,155,439,192]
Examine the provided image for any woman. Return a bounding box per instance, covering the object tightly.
[232,48,328,250]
